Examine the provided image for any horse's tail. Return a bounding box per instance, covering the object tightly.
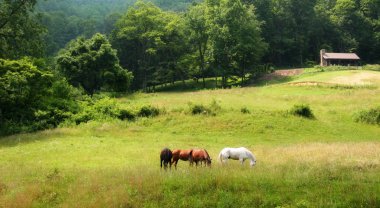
[218,151,223,163]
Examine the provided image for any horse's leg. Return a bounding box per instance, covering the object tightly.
[220,158,226,165]
[239,158,244,165]
[174,159,178,169]
[160,159,163,169]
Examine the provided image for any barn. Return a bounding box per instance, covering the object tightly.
[320,49,360,66]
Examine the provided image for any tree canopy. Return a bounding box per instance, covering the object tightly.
[56,33,133,95]
[0,0,45,59]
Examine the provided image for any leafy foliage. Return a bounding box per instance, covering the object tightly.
[138,106,160,117]
[56,33,133,94]
[0,0,45,59]
[207,0,268,87]
[0,58,80,135]
[354,107,380,125]
[111,0,189,90]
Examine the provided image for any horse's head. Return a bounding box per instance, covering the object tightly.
[250,159,256,167]
[207,158,212,167]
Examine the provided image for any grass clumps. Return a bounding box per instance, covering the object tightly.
[362,64,380,71]
[354,107,380,125]
[289,104,315,119]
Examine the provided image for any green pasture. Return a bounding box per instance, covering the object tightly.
[1,69,380,207]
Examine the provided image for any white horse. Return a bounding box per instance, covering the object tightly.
[218,147,257,166]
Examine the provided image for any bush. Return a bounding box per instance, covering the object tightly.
[0,58,82,135]
[189,100,221,116]
[354,107,380,125]
[118,109,136,120]
[241,107,250,114]
[289,104,315,119]
[138,105,160,117]
[191,104,211,115]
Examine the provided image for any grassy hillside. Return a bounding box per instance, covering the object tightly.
[1,69,380,207]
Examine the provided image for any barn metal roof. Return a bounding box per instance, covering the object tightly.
[323,53,360,60]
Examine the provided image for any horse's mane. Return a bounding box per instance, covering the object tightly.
[204,149,211,160]
[246,149,256,161]
[189,149,193,161]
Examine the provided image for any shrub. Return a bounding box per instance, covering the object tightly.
[191,104,210,115]
[189,100,221,116]
[289,104,315,119]
[241,107,251,114]
[0,58,82,135]
[354,107,380,125]
[72,111,94,125]
[118,109,136,120]
[138,105,160,117]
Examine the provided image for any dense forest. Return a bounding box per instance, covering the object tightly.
[1,0,379,135]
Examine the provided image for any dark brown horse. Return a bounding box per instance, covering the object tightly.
[160,148,173,170]
[191,149,211,167]
[171,149,193,169]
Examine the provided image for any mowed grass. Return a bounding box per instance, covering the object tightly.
[1,70,380,207]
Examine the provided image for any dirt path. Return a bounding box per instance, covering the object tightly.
[261,68,304,81]
[273,68,304,76]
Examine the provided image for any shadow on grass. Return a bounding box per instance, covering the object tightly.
[251,75,294,87]
[153,78,224,92]
[0,128,78,148]
[151,74,294,93]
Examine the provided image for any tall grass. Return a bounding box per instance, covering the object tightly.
[1,141,379,207]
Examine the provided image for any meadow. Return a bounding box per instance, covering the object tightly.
[1,69,380,207]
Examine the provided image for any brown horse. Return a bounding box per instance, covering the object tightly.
[160,148,173,170]
[171,149,193,169]
[191,149,211,167]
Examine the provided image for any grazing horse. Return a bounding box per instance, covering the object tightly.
[160,148,173,170]
[191,149,212,167]
[218,147,256,167]
[171,149,193,169]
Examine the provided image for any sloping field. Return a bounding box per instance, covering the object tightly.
[0,70,380,207]
[290,70,380,86]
